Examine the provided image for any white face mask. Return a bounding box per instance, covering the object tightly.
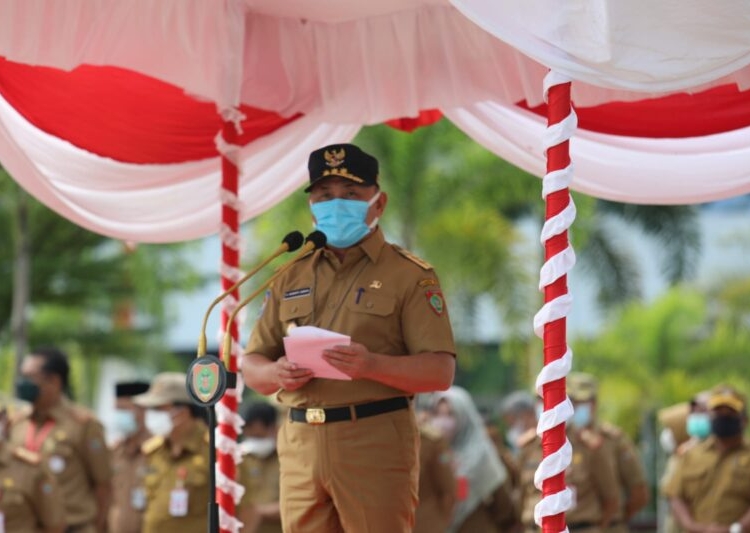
[145,410,173,437]
[505,423,525,450]
[240,437,277,459]
[113,409,138,437]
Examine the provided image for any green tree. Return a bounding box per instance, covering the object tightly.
[0,173,205,402]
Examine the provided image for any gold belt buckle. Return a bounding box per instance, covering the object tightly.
[305,408,326,425]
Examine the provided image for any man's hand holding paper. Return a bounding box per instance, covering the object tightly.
[283,326,354,381]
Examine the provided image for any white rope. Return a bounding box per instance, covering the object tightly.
[219,506,245,533]
[216,432,243,464]
[216,465,246,504]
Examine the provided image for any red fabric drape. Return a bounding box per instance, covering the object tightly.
[520,84,750,138]
[0,58,300,164]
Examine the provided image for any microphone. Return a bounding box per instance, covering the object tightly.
[220,230,327,365]
[197,231,305,356]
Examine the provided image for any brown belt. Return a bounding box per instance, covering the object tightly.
[289,396,410,425]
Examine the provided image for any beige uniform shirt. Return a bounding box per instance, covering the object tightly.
[414,425,456,533]
[109,430,150,533]
[247,228,456,407]
[0,444,65,533]
[9,399,112,527]
[238,451,282,533]
[519,430,620,531]
[599,423,647,525]
[141,422,211,533]
[662,436,750,525]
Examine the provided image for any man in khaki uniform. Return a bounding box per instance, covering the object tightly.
[566,373,649,533]
[109,381,151,533]
[237,401,282,533]
[518,424,620,533]
[134,372,210,533]
[413,420,456,533]
[10,347,112,533]
[242,143,457,533]
[663,384,750,533]
[1,400,66,533]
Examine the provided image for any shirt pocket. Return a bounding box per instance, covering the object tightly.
[279,297,313,328]
[345,292,395,317]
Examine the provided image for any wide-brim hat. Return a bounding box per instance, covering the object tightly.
[133,372,191,408]
[567,372,598,402]
[707,384,746,412]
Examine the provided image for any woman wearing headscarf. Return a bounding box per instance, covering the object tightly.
[431,386,519,533]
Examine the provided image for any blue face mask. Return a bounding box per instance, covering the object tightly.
[310,192,380,248]
[686,412,711,439]
[570,403,592,428]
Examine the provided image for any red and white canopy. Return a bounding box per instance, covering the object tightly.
[2,0,750,241]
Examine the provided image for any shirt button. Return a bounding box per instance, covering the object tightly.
[291,306,298,313]
[366,302,374,309]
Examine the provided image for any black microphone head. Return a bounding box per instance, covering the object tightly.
[305,230,327,249]
[282,231,305,252]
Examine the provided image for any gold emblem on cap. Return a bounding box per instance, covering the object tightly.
[369,280,382,289]
[324,148,346,168]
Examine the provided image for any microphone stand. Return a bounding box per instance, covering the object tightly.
[207,405,219,533]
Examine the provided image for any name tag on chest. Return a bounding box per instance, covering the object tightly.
[283,288,311,300]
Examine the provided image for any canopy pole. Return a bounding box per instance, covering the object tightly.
[216,118,245,533]
[534,71,577,533]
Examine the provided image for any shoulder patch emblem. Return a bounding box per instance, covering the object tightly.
[425,289,445,316]
[394,245,433,270]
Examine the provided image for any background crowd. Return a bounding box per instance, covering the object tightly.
[1,345,748,533]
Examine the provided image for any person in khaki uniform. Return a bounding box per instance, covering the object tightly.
[663,385,750,533]
[237,401,282,533]
[566,373,649,533]
[0,400,66,533]
[518,423,620,533]
[133,372,210,533]
[242,143,456,533]
[108,381,151,533]
[413,419,457,533]
[10,347,112,533]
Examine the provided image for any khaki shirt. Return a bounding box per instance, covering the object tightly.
[141,422,211,533]
[662,436,750,525]
[519,430,620,531]
[9,398,112,527]
[238,451,282,533]
[0,443,65,532]
[246,228,456,407]
[599,423,647,521]
[109,430,150,533]
[414,425,456,533]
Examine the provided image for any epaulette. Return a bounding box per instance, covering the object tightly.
[393,245,433,271]
[579,429,604,450]
[600,422,622,439]
[13,447,41,466]
[141,436,165,455]
[8,404,32,426]
[517,427,538,448]
[69,404,94,424]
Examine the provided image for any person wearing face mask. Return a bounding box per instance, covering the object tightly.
[663,384,750,533]
[659,391,711,533]
[430,387,518,533]
[8,346,112,533]
[566,372,649,533]
[108,381,151,533]
[133,372,210,533]
[242,143,457,533]
[237,401,283,533]
[0,399,66,533]
[517,381,620,533]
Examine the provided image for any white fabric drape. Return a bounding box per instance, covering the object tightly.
[445,102,750,205]
[0,91,359,242]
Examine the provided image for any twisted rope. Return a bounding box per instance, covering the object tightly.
[532,70,577,533]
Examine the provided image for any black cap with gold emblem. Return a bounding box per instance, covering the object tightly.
[305,143,379,192]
